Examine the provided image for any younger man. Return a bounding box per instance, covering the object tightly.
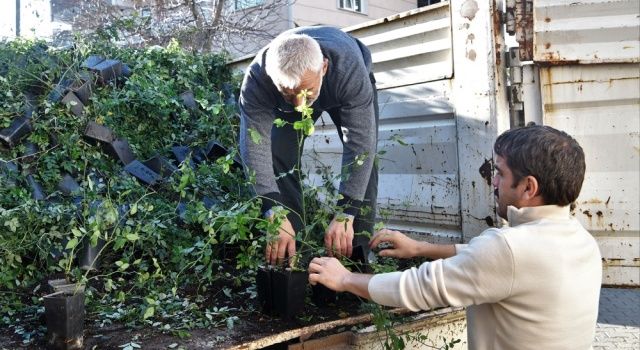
[309,125,602,350]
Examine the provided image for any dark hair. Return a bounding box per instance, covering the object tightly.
[494,125,585,206]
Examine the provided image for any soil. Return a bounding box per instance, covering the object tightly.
[0,285,369,349]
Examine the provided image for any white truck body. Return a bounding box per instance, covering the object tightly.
[299,0,639,287]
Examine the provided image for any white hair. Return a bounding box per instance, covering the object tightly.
[265,33,324,89]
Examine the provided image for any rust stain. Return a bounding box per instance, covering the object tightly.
[545,43,551,49]
[543,68,554,113]
[467,33,475,44]
[583,210,593,218]
[466,49,477,61]
[583,198,603,204]
[537,56,581,66]
[514,0,533,61]
[478,159,493,187]
[544,17,551,23]
[491,0,503,66]
[596,210,605,228]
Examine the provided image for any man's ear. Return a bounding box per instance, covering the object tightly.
[322,58,328,75]
[521,175,540,201]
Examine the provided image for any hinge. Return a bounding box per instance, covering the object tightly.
[507,47,542,128]
[505,0,533,61]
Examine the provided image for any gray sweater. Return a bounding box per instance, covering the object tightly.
[239,26,376,214]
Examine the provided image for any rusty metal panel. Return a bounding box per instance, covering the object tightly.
[534,0,640,64]
[451,0,511,241]
[540,63,640,285]
[506,0,534,61]
[344,2,452,89]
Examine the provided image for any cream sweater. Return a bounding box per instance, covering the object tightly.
[369,205,602,350]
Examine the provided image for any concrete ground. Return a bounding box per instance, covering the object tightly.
[594,288,640,349]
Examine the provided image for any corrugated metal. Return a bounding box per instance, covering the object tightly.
[345,2,452,89]
[540,63,640,285]
[533,0,640,64]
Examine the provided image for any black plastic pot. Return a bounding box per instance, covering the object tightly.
[203,196,221,210]
[26,174,46,201]
[70,78,92,105]
[83,121,116,145]
[143,155,178,178]
[0,160,18,186]
[57,173,81,196]
[171,145,191,166]
[105,139,135,165]
[81,55,105,70]
[257,268,308,319]
[78,238,105,271]
[272,269,308,319]
[91,59,122,85]
[0,116,33,148]
[311,283,337,307]
[44,285,84,350]
[256,268,273,315]
[180,91,197,110]
[47,79,74,103]
[176,202,187,226]
[21,142,39,163]
[121,64,132,78]
[351,244,372,274]
[61,92,85,117]
[191,147,207,165]
[204,140,228,161]
[124,160,162,186]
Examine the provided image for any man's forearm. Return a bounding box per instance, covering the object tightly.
[344,272,374,300]
[415,242,456,260]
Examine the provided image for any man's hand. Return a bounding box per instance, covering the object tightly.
[369,229,420,259]
[325,215,354,258]
[265,218,296,266]
[308,257,373,299]
[308,257,351,292]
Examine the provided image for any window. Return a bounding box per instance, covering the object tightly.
[234,0,264,11]
[338,0,366,14]
[418,0,441,7]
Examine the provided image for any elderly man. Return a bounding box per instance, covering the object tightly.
[309,125,602,349]
[239,26,378,266]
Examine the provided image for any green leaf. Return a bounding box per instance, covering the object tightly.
[273,118,286,127]
[130,203,138,215]
[248,128,262,144]
[390,134,408,146]
[65,238,79,250]
[71,227,83,237]
[125,233,139,241]
[115,261,130,271]
[143,306,155,319]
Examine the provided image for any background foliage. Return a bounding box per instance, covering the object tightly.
[0,34,271,340]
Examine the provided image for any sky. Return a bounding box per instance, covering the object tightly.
[0,0,52,40]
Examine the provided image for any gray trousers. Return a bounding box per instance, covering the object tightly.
[270,73,379,254]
